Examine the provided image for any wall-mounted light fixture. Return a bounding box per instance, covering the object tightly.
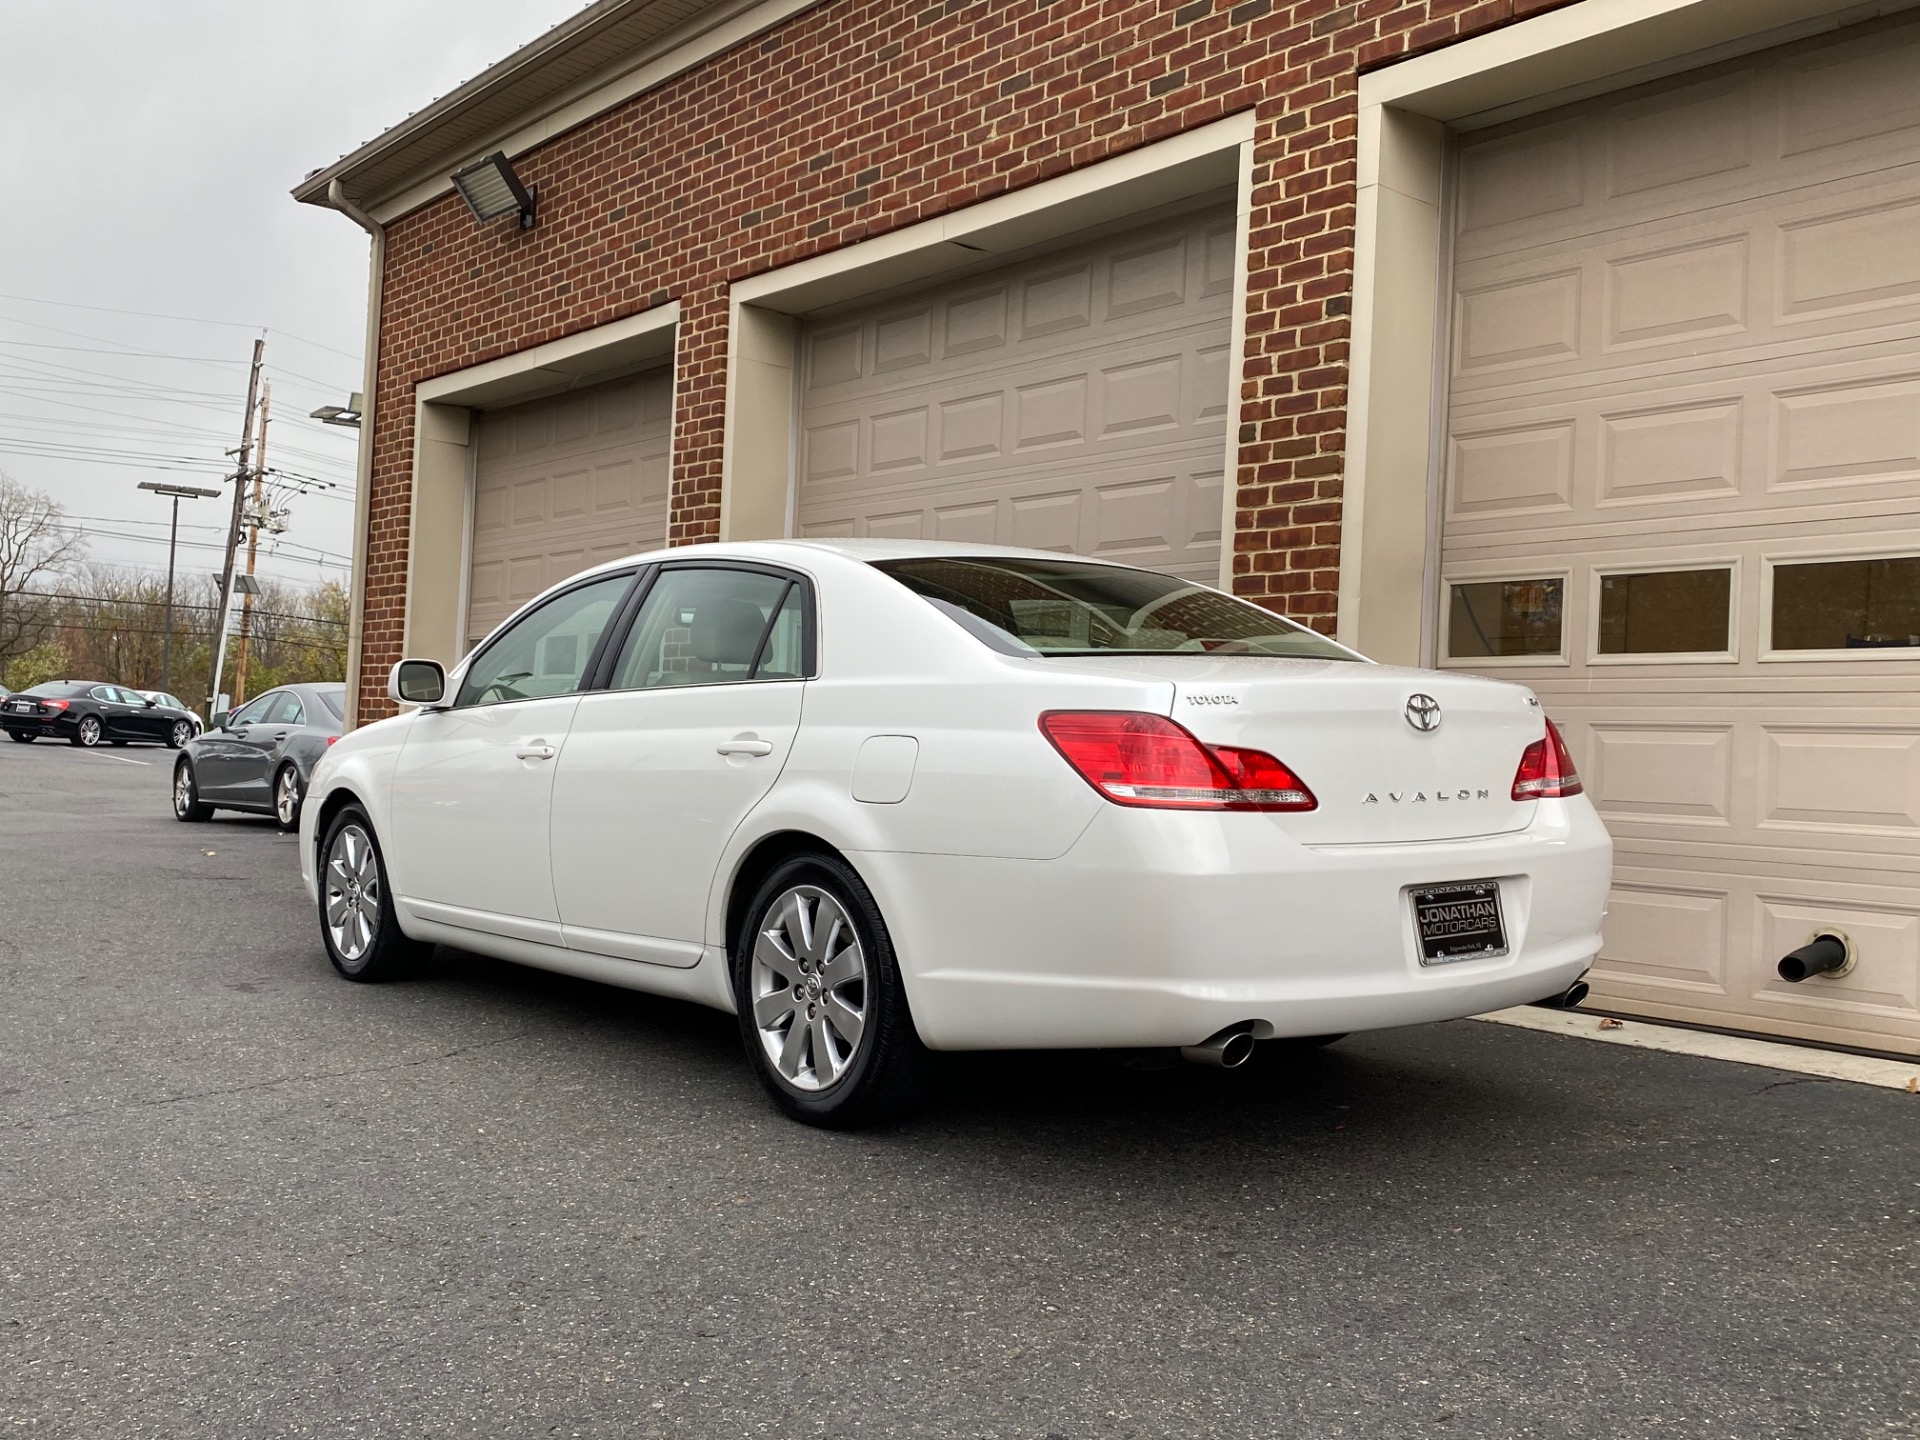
[309,391,364,428]
[451,151,537,229]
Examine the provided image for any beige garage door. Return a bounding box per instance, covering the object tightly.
[1439,16,1920,1054]
[796,208,1235,584]
[467,369,671,650]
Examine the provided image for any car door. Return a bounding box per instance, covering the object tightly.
[549,564,810,966]
[387,570,636,943]
[117,687,166,741]
[221,690,298,804]
[196,693,273,797]
[88,686,133,740]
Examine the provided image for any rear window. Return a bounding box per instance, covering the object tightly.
[315,687,345,721]
[22,682,90,698]
[873,557,1361,661]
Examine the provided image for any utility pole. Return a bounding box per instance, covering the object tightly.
[136,481,220,693]
[208,337,265,717]
[232,380,270,705]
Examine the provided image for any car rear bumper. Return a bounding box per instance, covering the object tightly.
[2,716,76,738]
[856,798,1612,1051]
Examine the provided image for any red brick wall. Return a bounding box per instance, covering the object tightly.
[358,0,1573,719]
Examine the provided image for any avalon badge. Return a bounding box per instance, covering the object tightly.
[1404,693,1441,732]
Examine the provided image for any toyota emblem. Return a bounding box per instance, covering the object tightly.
[1405,693,1441,732]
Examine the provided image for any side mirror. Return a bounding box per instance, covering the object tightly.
[144,697,158,708]
[209,711,231,731]
[388,658,448,708]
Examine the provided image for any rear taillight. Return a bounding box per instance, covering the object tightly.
[41,699,69,712]
[1039,711,1316,811]
[1512,717,1582,800]
[326,735,338,746]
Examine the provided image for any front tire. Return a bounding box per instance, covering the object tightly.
[274,765,303,832]
[172,760,213,822]
[732,853,930,1128]
[71,716,102,748]
[167,720,192,749]
[318,808,428,981]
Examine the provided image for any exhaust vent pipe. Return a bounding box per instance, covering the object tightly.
[1778,930,1854,983]
[1181,1026,1257,1069]
[1529,979,1590,1010]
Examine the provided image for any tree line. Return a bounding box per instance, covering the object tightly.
[1,473,345,708]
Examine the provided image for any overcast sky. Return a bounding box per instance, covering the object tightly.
[0,0,587,591]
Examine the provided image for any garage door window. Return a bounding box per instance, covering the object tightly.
[1770,557,1920,652]
[1597,567,1733,657]
[1447,578,1565,660]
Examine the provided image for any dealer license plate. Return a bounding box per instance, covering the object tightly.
[1411,881,1508,965]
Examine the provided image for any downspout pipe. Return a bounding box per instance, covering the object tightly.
[328,177,384,731]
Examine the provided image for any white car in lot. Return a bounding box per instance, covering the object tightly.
[300,540,1610,1126]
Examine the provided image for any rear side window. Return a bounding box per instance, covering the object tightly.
[607,568,801,691]
[873,556,1360,661]
[315,687,346,720]
[263,692,306,726]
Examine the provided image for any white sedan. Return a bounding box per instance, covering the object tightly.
[300,540,1611,1126]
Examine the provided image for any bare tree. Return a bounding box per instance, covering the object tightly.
[0,474,87,667]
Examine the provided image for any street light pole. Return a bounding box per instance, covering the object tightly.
[137,481,220,694]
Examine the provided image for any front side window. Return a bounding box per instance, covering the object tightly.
[455,573,632,708]
[608,568,799,691]
[873,556,1358,660]
[227,695,273,727]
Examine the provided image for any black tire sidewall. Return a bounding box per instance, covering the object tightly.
[731,852,927,1128]
[172,760,209,821]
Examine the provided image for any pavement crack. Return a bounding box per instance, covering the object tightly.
[4,1030,533,1131]
[1755,1076,1827,1095]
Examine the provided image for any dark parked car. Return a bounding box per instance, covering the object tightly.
[172,683,346,830]
[3,681,199,749]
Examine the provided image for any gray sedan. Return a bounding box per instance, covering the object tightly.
[172,683,345,831]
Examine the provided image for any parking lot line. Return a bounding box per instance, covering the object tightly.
[1477,1005,1920,1092]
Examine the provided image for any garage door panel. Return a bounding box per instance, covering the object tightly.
[798,209,1232,583]
[467,368,671,647]
[1444,16,1920,1053]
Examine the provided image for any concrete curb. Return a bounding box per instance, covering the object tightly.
[1475,1006,1920,1093]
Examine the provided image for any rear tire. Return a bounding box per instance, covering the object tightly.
[318,808,428,981]
[8,731,32,744]
[732,852,930,1128]
[167,720,192,749]
[274,764,303,833]
[72,716,102,748]
[172,760,213,822]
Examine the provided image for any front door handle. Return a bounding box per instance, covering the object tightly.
[716,739,774,757]
[515,744,557,761]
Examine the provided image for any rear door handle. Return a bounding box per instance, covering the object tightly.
[516,744,557,761]
[716,739,774,757]
[271,732,290,742]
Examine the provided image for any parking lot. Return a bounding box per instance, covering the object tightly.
[1,737,1915,1438]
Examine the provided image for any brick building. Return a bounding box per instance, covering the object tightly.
[296,0,1920,1054]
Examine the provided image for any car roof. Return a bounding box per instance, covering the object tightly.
[560,537,1161,585]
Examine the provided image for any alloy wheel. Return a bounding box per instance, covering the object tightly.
[276,770,300,827]
[77,717,101,746]
[173,766,193,818]
[749,885,869,1091]
[324,823,382,962]
[170,720,191,748]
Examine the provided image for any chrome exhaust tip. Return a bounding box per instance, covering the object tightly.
[1181,1027,1257,1069]
[1529,979,1590,1010]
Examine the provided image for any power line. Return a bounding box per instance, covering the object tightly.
[14,586,347,626]
[0,293,362,363]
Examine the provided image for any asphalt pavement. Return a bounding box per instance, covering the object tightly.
[1,736,1915,1438]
